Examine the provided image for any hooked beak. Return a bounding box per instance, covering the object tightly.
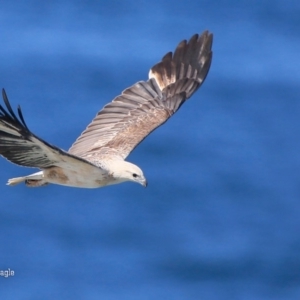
[141,177,147,187]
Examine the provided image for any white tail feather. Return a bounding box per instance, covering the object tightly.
[7,171,45,187]
[7,176,26,186]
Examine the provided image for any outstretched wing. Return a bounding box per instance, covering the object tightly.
[68,31,213,161]
[0,89,97,169]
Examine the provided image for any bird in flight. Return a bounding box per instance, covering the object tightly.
[0,30,213,188]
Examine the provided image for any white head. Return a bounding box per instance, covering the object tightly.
[111,161,147,187]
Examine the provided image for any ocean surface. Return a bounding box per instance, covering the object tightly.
[0,1,299,299]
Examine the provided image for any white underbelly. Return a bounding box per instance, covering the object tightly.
[43,165,114,188]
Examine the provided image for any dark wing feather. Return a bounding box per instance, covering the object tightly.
[0,89,96,169]
[68,31,213,160]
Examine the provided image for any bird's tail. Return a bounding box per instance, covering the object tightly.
[7,171,48,187]
[7,176,26,186]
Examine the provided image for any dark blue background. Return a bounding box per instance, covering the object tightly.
[0,1,299,299]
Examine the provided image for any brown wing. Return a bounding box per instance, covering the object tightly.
[68,31,213,161]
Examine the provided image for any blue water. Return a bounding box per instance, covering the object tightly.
[0,1,299,299]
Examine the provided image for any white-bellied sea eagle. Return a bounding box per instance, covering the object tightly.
[0,31,213,188]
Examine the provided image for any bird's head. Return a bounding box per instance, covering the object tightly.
[112,161,147,187]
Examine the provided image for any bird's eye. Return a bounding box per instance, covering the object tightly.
[132,173,138,178]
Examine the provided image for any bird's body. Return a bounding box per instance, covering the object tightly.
[8,160,142,188]
[0,31,213,188]
[8,162,111,188]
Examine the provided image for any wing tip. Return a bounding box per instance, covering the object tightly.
[0,89,29,130]
[149,30,213,92]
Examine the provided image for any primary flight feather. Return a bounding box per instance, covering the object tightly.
[0,30,213,188]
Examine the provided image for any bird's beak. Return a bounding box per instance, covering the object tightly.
[141,177,147,187]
